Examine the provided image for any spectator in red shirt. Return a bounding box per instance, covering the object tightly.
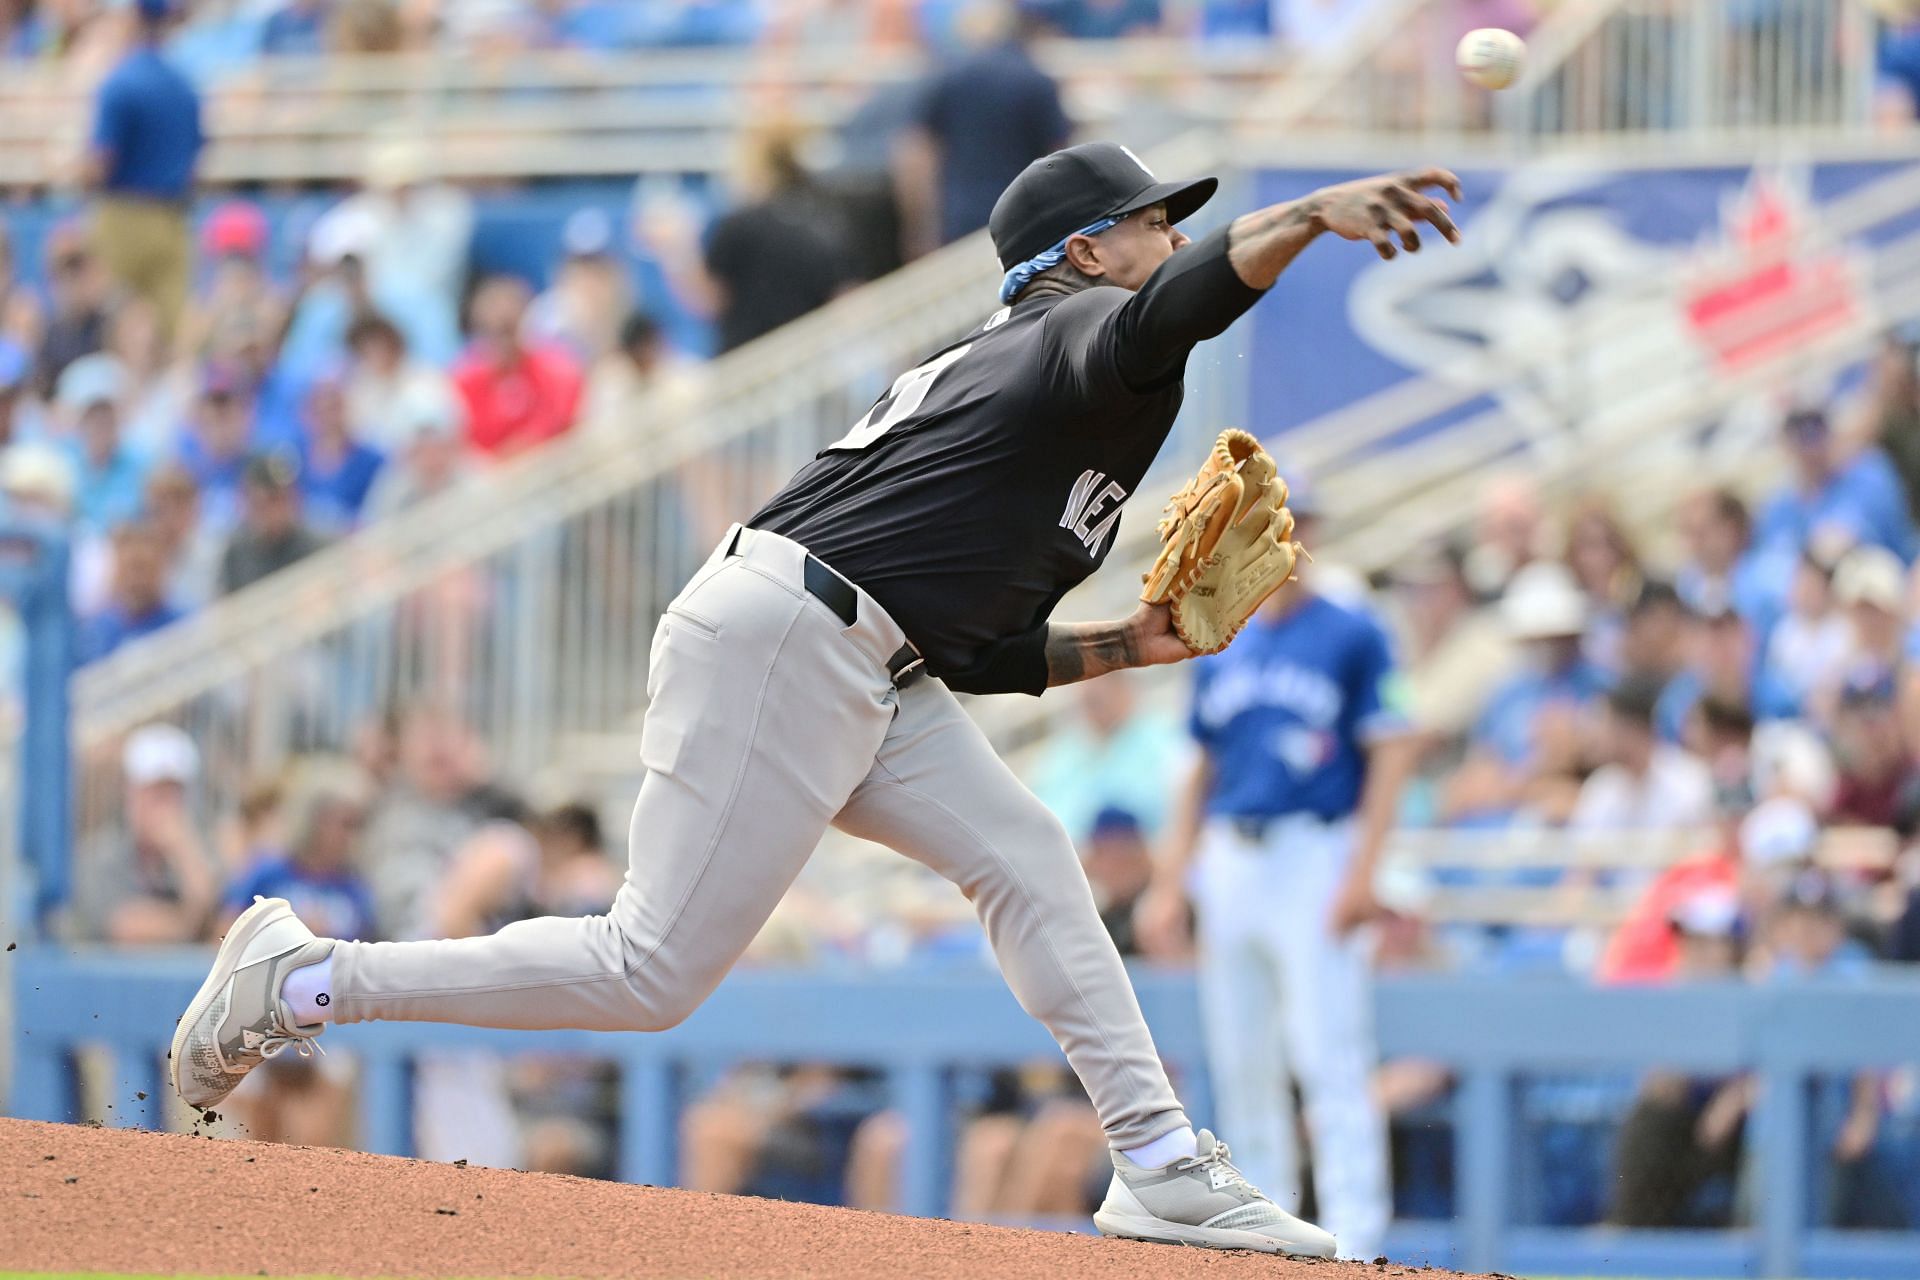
[452,275,583,459]
[1600,790,1817,984]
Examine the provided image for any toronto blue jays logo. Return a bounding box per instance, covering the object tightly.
[1249,161,1904,467]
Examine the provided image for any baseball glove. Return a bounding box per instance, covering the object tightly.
[1140,429,1305,655]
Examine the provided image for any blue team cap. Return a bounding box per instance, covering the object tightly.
[1088,806,1143,840]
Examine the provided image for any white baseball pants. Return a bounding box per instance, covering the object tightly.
[1192,815,1391,1258]
[329,526,1190,1150]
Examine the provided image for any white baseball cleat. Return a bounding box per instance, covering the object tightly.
[1093,1128,1338,1257]
[170,896,334,1110]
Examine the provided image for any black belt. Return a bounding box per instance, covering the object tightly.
[1228,813,1336,841]
[728,528,924,685]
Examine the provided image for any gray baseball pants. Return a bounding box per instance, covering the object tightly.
[330,525,1190,1149]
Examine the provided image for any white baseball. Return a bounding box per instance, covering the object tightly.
[1456,27,1525,91]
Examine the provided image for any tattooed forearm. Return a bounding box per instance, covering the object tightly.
[1044,619,1141,688]
[1225,198,1324,290]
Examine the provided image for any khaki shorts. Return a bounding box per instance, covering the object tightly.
[92,197,191,336]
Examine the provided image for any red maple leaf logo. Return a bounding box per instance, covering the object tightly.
[1681,175,1860,371]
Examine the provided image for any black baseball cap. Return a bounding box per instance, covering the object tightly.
[989,142,1217,274]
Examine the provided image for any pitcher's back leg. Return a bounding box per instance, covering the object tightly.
[833,676,1189,1151]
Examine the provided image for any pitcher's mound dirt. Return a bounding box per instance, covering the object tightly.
[2,1118,1478,1279]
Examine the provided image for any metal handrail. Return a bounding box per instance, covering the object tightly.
[0,37,1287,185]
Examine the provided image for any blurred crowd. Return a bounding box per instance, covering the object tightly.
[0,0,1172,695]
[0,0,1517,66]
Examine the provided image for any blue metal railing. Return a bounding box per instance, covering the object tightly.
[10,952,1920,1278]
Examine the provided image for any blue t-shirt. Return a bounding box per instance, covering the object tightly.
[79,600,181,663]
[260,6,328,56]
[175,433,252,534]
[298,440,385,533]
[1472,658,1612,766]
[226,854,376,942]
[1655,664,1801,742]
[1758,449,1917,562]
[1188,594,1408,821]
[1883,24,1920,107]
[66,443,149,535]
[1676,550,1785,645]
[1032,0,1162,38]
[91,48,203,201]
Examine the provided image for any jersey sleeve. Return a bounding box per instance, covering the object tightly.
[939,619,1051,697]
[1351,616,1413,742]
[1037,225,1267,407]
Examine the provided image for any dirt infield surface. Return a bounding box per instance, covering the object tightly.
[1,1119,1486,1279]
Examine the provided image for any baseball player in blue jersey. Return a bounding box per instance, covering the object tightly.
[1139,501,1420,1259]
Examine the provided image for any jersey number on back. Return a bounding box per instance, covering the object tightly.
[827,344,973,451]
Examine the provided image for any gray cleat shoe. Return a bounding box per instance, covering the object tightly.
[170,896,333,1110]
[1093,1129,1338,1257]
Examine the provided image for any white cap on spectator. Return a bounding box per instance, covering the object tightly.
[1833,545,1905,612]
[0,443,77,512]
[55,353,126,414]
[563,207,615,259]
[1500,561,1588,639]
[123,723,200,787]
[1751,720,1838,811]
[1740,796,1819,867]
[365,132,432,192]
[1669,886,1741,937]
[309,204,383,267]
[393,378,466,446]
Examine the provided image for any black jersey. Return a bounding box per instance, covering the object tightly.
[751,226,1264,695]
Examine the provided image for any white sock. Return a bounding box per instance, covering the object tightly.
[281,955,336,1026]
[1120,1125,1198,1170]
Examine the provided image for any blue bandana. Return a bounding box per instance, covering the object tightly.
[999,215,1122,304]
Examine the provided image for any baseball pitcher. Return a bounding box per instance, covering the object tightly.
[174,142,1459,1256]
[1139,515,1421,1259]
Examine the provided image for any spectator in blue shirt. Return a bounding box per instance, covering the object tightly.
[260,0,331,56]
[1759,408,1917,563]
[175,364,260,534]
[0,339,29,448]
[224,762,379,943]
[1198,0,1272,40]
[895,3,1072,254]
[296,368,385,533]
[1675,486,1783,643]
[1655,603,1799,744]
[79,520,182,663]
[33,221,111,403]
[57,354,148,536]
[1444,562,1610,823]
[1879,18,1920,120]
[86,0,204,340]
[1031,0,1163,38]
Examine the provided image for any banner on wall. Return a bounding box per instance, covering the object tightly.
[1248,159,1920,454]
